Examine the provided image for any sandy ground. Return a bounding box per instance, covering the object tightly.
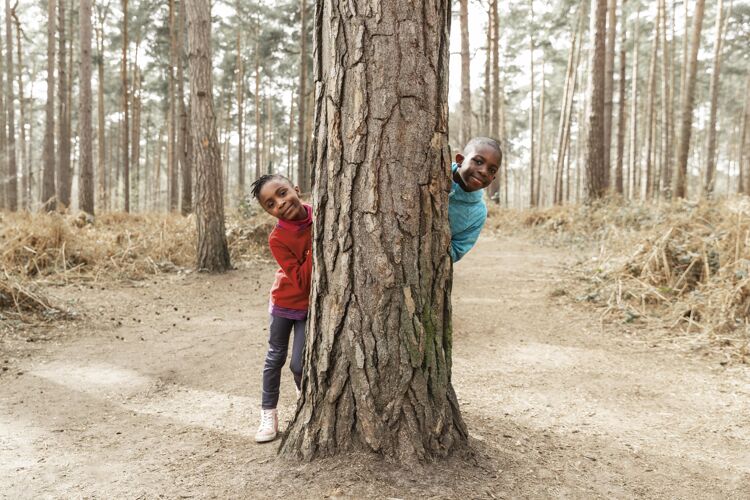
[1,235,749,499]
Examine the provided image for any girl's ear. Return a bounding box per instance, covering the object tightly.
[294,185,302,196]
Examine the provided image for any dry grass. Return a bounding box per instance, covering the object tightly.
[488,196,750,361]
[0,209,274,322]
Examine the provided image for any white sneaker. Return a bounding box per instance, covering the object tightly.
[255,408,278,443]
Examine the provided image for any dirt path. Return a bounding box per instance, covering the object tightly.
[1,235,749,499]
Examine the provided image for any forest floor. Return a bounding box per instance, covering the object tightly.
[1,234,749,499]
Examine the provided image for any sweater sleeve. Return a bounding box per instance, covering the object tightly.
[450,208,487,263]
[269,235,313,292]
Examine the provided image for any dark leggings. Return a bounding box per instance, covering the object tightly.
[261,315,305,410]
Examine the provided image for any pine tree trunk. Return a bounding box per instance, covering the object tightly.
[12,8,28,210]
[0,21,6,211]
[235,30,244,200]
[178,0,191,215]
[673,0,705,199]
[280,0,466,462]
[487,0,501,203]
[659,0,672,194]
[603,0,617,190]
[56,0,71,208]
[187,0,230,271]
[585,0,608,200]
[615,0,627,196]
[287,91,294,178]
[130,64,142,212]
[740,74,750,195]
[121,0,130,211]
[154,126,164,210]
[535,57,545,206]
[703,0,728,195]
[96,6,108,212]
[254,18,261,181]
[529,0,536,207]
[644,4,659,199]
[3,0,17,210]
[42,0,57,211]
[483,3,491,135]
[459,0,471,146]
[78,0,94,214]
[296,0,308,192]
[628,6,640,199]
[167,0,177,211]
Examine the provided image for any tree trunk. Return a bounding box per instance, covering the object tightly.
[121,0,130,211]
[280,0,466,462]
[130,64,142,211]
[554,8,583,205]
[187,0,230,272]
[644,3,659,199]
[659,0,672,194]
[96,4,108,212]
[529,0,536,207]
[740,74,750,195]
[487,0,501,203]
[56,0,71,208]
[178,0,191,215]
[535,56,545,206]
[0,17,6,211]
[296,0,309,192]
[154,126,164,210]
[78,0,94,214]
[603,0,617,189]
[3,0,17,210]
[12,7,28,210]
[585,0,608,200]
[167,0,177,211]
[287,91,295,178]
[235,30,245,201]
[703,0,730,195]
[673,0,705,199]
[482,0,497,136]
[614,0,627,196]
[254,14,261,181]
[459,0,471,146]
[42,0,57,211]
[628,6,640,199]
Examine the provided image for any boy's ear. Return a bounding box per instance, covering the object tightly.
[455,153,465,166]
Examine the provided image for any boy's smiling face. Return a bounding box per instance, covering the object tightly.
[454,144,501,192]
[257,179,307,221]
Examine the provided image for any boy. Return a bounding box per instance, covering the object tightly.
[449,137,502,262]
[250,174,312,443]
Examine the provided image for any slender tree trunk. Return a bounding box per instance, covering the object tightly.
[254,14,261,181]
[603,0,617,189]
[154,126,164,210]
[459,0,471,145]
[628,6,640,200]
[78,0,94,214]
[96,5,108,212]
[186,0,230,271]
[740,74,750,195]
[42,0,57,211]
[644,3,659,199]
[235,30,244,200]
[130,64,142,212]
[0,17,6,211]
[483,2,492,134]
[178,0,191,215]
[287,91,294,179]
[3,0,17,210]
[56,0,71,208]
[12,8,28,210]
[296,0,308,192]
[703,0,730,195]
[659,0,672,195]
[529,0,536,207]
[121,0,130,211]
[488,0,501,203]
[535,56,545,206]
[166,0,177,211]
[673,0,705,199]
[585,0,608,199]
[280,0,465,462]
[615,0,627,196]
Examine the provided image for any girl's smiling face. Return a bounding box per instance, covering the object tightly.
[455,144,501,192]
[257,179,307,221]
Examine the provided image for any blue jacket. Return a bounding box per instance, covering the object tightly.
[449,163,487,262]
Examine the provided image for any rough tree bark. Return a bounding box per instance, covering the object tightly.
[296,0,309,192]
[56,0,71,208]
[703,0,730,195]
[279,0,467,462]
[615,0,627,195]
[178,0,191,215]
[4,0,17,210]
[459,0,471,146]
[42,0,57,211]
[603,0,617,189]
[79,0,94,214]
[186,0,230,272]
[673,0,705,199]
[585,0,608,200]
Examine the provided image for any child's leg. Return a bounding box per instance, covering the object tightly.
[261,315,294,409]
[289,319,306,390]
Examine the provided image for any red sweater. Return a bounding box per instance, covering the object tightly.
[268,205,313,312]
